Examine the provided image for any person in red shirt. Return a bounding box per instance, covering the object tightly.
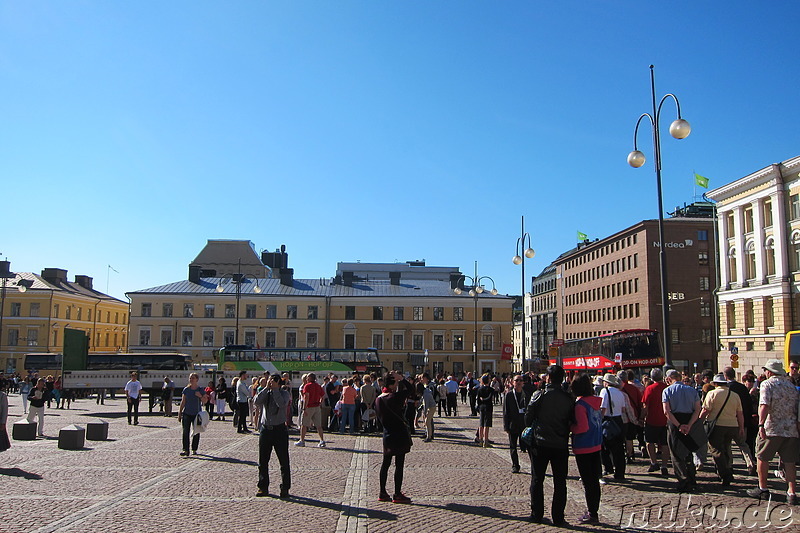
[641,368,669,476]
[296,373,326,448]
[618,370,644,463]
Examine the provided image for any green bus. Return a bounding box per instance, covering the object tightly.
[218,345,385,377]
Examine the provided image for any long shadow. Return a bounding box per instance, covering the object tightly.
[416,501,529,523]
[0,467,43,479]
[286,495,397,521]
[193,454,258,466]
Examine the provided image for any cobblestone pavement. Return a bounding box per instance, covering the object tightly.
[0,394,796,532]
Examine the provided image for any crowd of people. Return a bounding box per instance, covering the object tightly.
[2,360,800,526]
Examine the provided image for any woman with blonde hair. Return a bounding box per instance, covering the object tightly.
[178,373,208,456]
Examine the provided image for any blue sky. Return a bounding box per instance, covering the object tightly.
[1,2,798,300]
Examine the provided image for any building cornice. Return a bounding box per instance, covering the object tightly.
[707,155,800,201]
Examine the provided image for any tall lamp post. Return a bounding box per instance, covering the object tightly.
[512,216,535,373]
[453,262,498,374]
[216,258,248,345]
[627,65,691,368]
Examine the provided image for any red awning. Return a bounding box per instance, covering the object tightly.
[559,356,616,370]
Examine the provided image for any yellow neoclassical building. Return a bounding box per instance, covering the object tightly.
[126,241,515,377]
[0,262,130,374]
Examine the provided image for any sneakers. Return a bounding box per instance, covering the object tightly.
[392,493,412,504]
[578,512,599,524]
[598,477,607,485]
[279,489,290,499]
[746,487,770,500]
[255,489,268,497]
[483,442,493,448]
[318,441,326,448]
[294,440,306,447]
[661,467,669,477]
[378,492,392,502]
[647,464,660,474]
[179,451,189,456]
[512,465,521,474]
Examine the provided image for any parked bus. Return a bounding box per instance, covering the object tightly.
[218,345,385,378]
[551,329,663,372]
[24,352,192,373]
[784,330,800,370]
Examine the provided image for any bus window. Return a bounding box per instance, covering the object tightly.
[356,351,371,363]
[317,351,330,361]
[256,351,269,362]
[302,352,315,361]
[287,351,300,361]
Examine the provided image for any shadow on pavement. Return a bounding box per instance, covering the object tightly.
[416,502,529,522]
[287,495,397,521]
[0,467,44,479]
[194,455,257,466]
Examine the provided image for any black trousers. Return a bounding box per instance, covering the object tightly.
[127,396,140,423]
[446,393,457,416]
[469,393,477,415]
[529,446,569,522]
[237,402,249,432]
[258,425,291,492]
[508,431,526,469]
[575,451,602,517]
[380,452,406,495]
[181,413,201,453]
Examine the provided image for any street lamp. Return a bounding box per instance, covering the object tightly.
[453,262,498,374]
[627,65,691,368]
[512,215,535,373]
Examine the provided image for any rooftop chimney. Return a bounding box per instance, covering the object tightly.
[74,275,93,290]
[188,264,202,284]
[389,272,401,286]
[449,273,465,290]
[41,268,68,285]
[342,271,354,287]
[279,268,294,287]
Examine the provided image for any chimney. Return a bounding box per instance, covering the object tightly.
[389,272,401,286]
[449,273,465,290]
[0,261,10,278]
[188,264,202,284]
[74,275,93,290]
[279,268,294,287]
[342,271,354,287]
[42,268,68,285]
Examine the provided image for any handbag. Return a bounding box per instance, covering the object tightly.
[521,425,535,446]
[194,410,210,433]
[601,390,623,441]
[704,389,731,436]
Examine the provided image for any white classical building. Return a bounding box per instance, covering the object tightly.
[706,155,800,372]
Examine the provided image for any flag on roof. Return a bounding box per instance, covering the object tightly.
[577,231,588,241]
[694,173,709,189]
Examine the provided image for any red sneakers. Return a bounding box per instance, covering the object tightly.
[378,492,391,502]
[392,493,412,504]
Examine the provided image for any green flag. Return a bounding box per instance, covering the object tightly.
[694,172,709,189]
[577,231,588,241]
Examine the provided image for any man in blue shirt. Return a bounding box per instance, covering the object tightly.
[663,369,704,493]
[444,375,459,416]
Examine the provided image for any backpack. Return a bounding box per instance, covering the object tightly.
[430,383,440,402]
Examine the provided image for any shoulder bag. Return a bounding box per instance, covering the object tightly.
[704,389,731,436]
[601,390,624,441]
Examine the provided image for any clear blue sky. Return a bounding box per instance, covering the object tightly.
[2,2,798,300]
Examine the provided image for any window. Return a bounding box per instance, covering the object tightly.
[744,206,754,233]
[265,331,276,348]
[482,334,493,351]
[413,307,423,321]
[765,238,776,276]
[700,277,710,291]
[11,303,21,317]
[285,305,297,319]
[453,362,464,375]
[203,329,215,347]
[344,333,355,349]
[454,307,464,321]
[700,301,711,317]
[308,306,318,320]
[373,306,383,320]
[392,361,404,373]
[745,301,755,329]
[53,304,59,318]
[226,304,236,318]
[746,341,755,351]
[183,304,194,318]
[792,194,800,220]
[345,306,355,320]
[393,333,404,350]
[697,230,708,241]
[8,329,19,346]
[266,305,277,319]
[453,334,464,351]
[746,241,757,280]
[698,251,708,265]
[701,329,712,344]
[162,303,173,317]
[244,331,256,347]
[161,329,173,346]
[372,333,384,350]
[246,304,256,318]
[764,199,773,227]
[307,331,318,348]
[393,306,404,320]
[728,248,738,282]
[139,329,151,346]
[433,334,444,350]
[765,297,775,328]
[482,308,492,321]
[671,328,680,344]
[205,304,215,318]
[141,303,152,317]
[182,330,193,346]
[28,302,41,317]
[727,303,736,329]
[433,307,444,321]
[26,329,38,346]
[224,330,235,345]
[412,334,423,350]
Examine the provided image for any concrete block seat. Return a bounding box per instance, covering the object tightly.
[58,425,86,450]
[86,419,109,441]
[12,420,38,440]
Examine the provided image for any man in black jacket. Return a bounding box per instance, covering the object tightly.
[503,374,529,473]
[524,364,574,526]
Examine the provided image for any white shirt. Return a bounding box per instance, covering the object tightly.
[125,380,143,399]
[600,386,626,417]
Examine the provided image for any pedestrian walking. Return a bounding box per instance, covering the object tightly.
[296,373,326,447]
[445,375,459,416]
[699,373,743,486]
[375,371,413,504]
[255,373,291,498]
[420,373,437,442]
[641,368,670,476]
[27,378,47,437]
[663,369,705,493]
[214,377,228,421]
[124,372,143,425]
[236,371,251,434]
[177,373,208,456]
[599,373,629,481]
[723,366,756,475]
[570,373,603,525]
[476,374,494,447]
[503,374,528,473]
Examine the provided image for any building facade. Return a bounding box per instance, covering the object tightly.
[554,214,717,373]
[706,156,800,372]
[530,262,558,365]
[127,241,515,377]
[0,263,130,374]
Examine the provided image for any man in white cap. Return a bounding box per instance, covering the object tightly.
[746,359,800,504]
[699,373,743,486]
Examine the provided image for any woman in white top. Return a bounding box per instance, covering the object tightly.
[599,373,629,481]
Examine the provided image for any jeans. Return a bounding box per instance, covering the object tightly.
[127,396,140,424]
[575,451,602,516]
[340,403,356,434]
[181,413,200,453]
[529,446,569,522]
[258,425,291,492]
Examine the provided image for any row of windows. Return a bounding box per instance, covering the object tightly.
[724,297,775,330]
[532,278,556,295]
[8,302,125,324]
[565,234,639,270]
[726,198,775,236]
[5,328,125,348]
[566,278,640,307]
[137,327,494,352]
[139,302,496,322]
[565,303,641,325]
[564,254,639,288]
[564,327,712,344]
[531,294,556,313]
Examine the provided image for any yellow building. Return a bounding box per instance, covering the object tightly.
[127,241,515,377]
[0,263,130,374]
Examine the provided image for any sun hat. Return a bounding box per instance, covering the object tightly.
[712,373,728,384]
[762,359,786,375]
[602,373,620,387]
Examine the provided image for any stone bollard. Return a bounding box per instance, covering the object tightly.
[12,420,37,440]
[58,425,86,450]
[86,419,109,441]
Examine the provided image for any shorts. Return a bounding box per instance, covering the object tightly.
[478,406,493,428]
[644,424,667,445]
[755,435,800,463]
[303,405,322,429]
[625,422,639,440]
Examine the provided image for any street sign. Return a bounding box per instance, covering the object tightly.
[614,353,622,363]
[552,339,565,347]
[731,346,739,355]
[730,353,739,362]
[732,361,739,369]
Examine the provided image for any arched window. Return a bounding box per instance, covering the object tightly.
[792,232,800,272]
[765,237,776,276]
[728,247,738,283]
[746,241,757,280]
